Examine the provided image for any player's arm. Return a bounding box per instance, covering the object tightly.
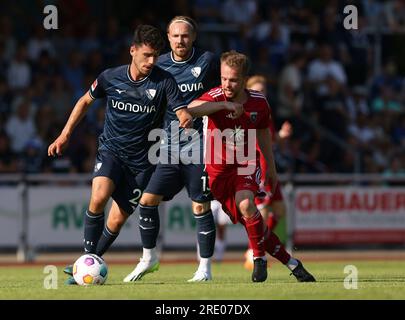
[48,92,94,156]
[257,127,278,192]
[175,107,193,128]
[188,99,243,119]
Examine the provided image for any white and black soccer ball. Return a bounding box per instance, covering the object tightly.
[73,254,108,285]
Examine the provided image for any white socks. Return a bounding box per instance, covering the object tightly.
[143,247,157,261]
[286,257,299,271]
[198,257,211,273]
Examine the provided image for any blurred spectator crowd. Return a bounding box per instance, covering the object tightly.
[0,0,404,175]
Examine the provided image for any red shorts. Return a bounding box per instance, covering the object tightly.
[208,166,260,224]
[255,181,283,209]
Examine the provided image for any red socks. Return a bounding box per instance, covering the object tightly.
[264,229,291,264]
[241,211,265,258]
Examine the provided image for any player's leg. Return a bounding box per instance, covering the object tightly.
[123,191,163,282]
[185,164,216,282]
[188,201,214,282]
[84,176,115,254]
[212,200,230,262]
[264,228,316,282]
[124,164,182,282]
[96,164,152,257]
[235,189,267,282]
[64,175,115,284]
[95,200,129,257]
[82,150,125,255]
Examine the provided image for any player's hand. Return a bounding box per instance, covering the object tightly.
[48,134,69,157]
[176,108,193,129]
[263,170,278,197]
[279,121,292,139]
[223,101,244,119]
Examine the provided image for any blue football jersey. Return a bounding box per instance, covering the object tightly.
[89,64,186,171]
[157,47,219,158]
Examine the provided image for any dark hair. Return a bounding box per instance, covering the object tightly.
[132,25,165,52]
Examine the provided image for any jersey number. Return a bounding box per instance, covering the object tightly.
[129,188,142,206]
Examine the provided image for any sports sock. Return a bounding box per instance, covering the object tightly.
[286,257,299,271]
[139,204,160,249]
[264,230,291,264]
[194,210,216,258]
[198,257,211,273]
[142,247,158,261]
[241,211,265,258]
[214,238,226,262]
[95,225,119,256]
[266,213,279,231]
[83,210,104,254]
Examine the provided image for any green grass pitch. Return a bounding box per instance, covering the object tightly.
[1,260,405,300]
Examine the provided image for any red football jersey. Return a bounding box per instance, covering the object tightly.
[199,86,271,174]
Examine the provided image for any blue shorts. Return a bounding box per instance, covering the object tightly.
[144,163,213,203]
[93,150,155,215]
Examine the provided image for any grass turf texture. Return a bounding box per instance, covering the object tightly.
[1,260,404,299]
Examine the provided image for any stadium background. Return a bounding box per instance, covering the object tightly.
[0,0,404,263]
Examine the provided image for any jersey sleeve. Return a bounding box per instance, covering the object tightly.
[198,89,218,102]
[88,71,107,100]
[165,74,187,112]
[256,100,271,129]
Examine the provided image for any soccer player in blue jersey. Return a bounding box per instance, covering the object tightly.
[48,25,193,284]
[123,16,223,282]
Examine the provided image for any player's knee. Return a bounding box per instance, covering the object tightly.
[140,193,161,206]
[237,198,256,217]
[192,201,210,215]
[107,212,127,231]
[90,193,110,212]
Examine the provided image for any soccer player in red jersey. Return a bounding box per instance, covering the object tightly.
[188,51,315,282]
[245,75,292,269]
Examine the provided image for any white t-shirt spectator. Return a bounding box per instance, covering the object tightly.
[5,115,36,153]
[308,59,347,96]
[7,60,31,90]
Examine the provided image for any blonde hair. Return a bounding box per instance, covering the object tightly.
[246,75,267,89]
[167,16,197,34]
[220,50,250,77]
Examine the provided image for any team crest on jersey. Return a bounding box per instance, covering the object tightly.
[145,89,156,100]
[191,67,201,78]
[94,162,102,172]
[250,112,257,123]
[91,79,98,92]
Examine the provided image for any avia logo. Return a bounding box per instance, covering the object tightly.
[145,89,156,100]
[115,89,126,94]
[191,67,201,78]
[94,162,102,172]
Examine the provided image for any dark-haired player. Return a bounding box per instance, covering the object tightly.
[48,25,193,284]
